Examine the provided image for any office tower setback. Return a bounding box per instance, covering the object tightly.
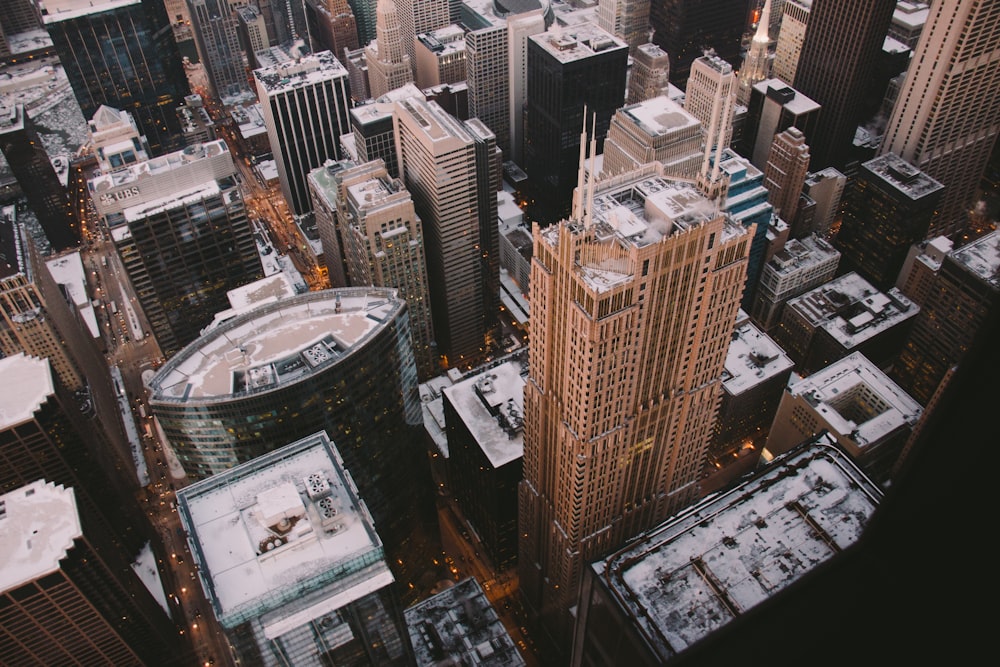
[394,96,500,367]
[737,0,773,105]
[764,126,810,221]
[147,288,439,596]
[365,0,415,99]
[893,229,1000,406]
[89,140,262,356]
[0,104,77,252]
[519,161,753,650]
[879,0,1000,240]
[176,432,415,666]
[406,577,525,666]
[627,42,671,104]
[395,0,450,74]
[767,351,922,482]
[349,84,424,179]
[772,0,809,84]
[791,0,895,169]
[255,50,352,216]
[571,439,882,665]
[41,0,191,156]
[775,271,918,375]
[741,79,820,169]
[414,24,466,89]
[598,0,652,53]
[0,480,190,667]
[650,0,752,88]
[187,0,253,100]
[718,149,775,308]
[750,233,840,331]
[308,159,436,378]
[524,24,629,223]
[601,95,703,179]
[443,357,526,571]
[834,153,944,291]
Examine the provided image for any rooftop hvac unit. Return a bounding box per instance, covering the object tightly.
[304,472,331,499]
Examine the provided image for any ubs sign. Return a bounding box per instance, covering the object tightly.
[99,186,140,206]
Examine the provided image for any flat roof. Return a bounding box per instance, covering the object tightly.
[753,78,821,115]
[253,50,347,95]
[787,352,922,448]
[951,229,1000,290]
[442,359,526,469]
[529,23,626,64]
[620,96,700,137]
[176,432,389,627]
[863,153,943,201]
[149,288,402,402]
[419,373,457,457]
[0,480,81,593]
[40,0,140,23]
[722,321,794,396]
[767,235,840,274]
[595,439,882,661]
[0,354,54,431]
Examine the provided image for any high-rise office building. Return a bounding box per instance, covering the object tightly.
[879,0,1000,240]
[349,0,378,45]
[801,165,845,237]
[395,0,450,75]
[600,95,703,179]
[306,0,360,57]
[685,53,737,200]
[598,0,651,53]
[176,431,415,666]
[187,0,253,100]
[394,96,500,367]
[523,24,628,223]
[463,1,511,157]
[0,480,191,667]
[893,229,1000,406]
[0,104,77,252]
[650,0,753,88]
[772,0,810,84]
[737,0,774,105]
[414,24,466,89]
[740,79,820,170]
[506,8,548,166]
[41,0,191,155]
[89,140,262,356]
[764,126,810,221]
[88,105,151,172]
[147,287,440,596]
[519,161,753,651]
[255,50,352,216]
[308,158,437,379]
[348,84,424,179]
[626,42,671,104]
[834,153,944,291]
[895,235,953,307]
[365,0,414,99]
[791,0,895,169]
[718,149,775,308]
[749,233,840,331]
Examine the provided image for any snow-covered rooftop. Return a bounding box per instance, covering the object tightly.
[722,321,794,396]
[0,479,81,593]
[176,432,390,628]
[40,0,141,23]
[619,95,700,137]
[443,359,527,469]
[787,352,922,448]
[595,439,882,661]
[529,22,626,64]
[253,50,348,95]
[752,78,821,115]
[863,153,943,201]
[44,250,100,338]
[0,354,54,430]
[419,373,458,457]
[951,229,1000,290]
[149,288,402,401]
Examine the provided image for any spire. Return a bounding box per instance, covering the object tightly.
[753,0,772,45]
[737,0,773,105]
[572,106,589,221]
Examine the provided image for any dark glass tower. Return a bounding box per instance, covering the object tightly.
[791,0,895,169]
[650,0,753,88]
[41,0,191,155]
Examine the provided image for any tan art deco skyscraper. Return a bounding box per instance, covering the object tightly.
[519,135,754,651]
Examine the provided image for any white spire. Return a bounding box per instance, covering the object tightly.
[573,106,589,221]
[737,0,774,105]
[753,0,773,44]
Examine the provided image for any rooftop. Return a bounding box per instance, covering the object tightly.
[443,358,527,469]
[950,229,1000,290]
[767,235,840,274]
[0,354,54,431]
[149,288,403,402]
[0,479,81,593]
[176,432,390,628]
[788,352,922,448]
[595,439,882,661]
[253,50,348,95]
[405,577,524,667]
[39,0,140,23]
[863,153,944,201]
[753,79,821,116]
[721,321,794,396]
[529,23,626,64]
[620,96,700,137]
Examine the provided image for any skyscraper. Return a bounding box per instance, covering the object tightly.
[464,1,512,157]
[305,0,360,57]
[187,0,253,99]
[834,153,944,291]
[791,0,895,169]
[308,158,437,379]
[771,0,809,84]
[737,0,774,105]
[365,0,414,99]
[349,0,378,45]
[41,0,191,155]
[650,0,753,88]
[394,96,500,367]
[764,126,811,222]
[507,9,548,165]
[254,50,352,216]
[879,0,1000,240]
[523,24,628,224]
[600,95,703,179]
[598,0,652,53]
[0,480,191,667]
[394,0,450,75]
[0,104,78,252]
[519,160,753,652]
[626,42,671,104]
[685,52,737,200]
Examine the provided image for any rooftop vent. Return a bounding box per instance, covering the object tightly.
[303,472,331,500]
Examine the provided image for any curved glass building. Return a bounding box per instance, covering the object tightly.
[148,287,438,597]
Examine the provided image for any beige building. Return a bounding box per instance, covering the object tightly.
[626,42,671,104]
[365,0,415,100]
[597,0,652,53]
[764,126,811,222]
[519,160,753,649]
[601,95,702,178]
[772,0,810,85]
[414,24,466,89]
[308,158,436,379]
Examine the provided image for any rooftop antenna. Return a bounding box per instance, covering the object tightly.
[572,105,589,221]
[585,112,598,229]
